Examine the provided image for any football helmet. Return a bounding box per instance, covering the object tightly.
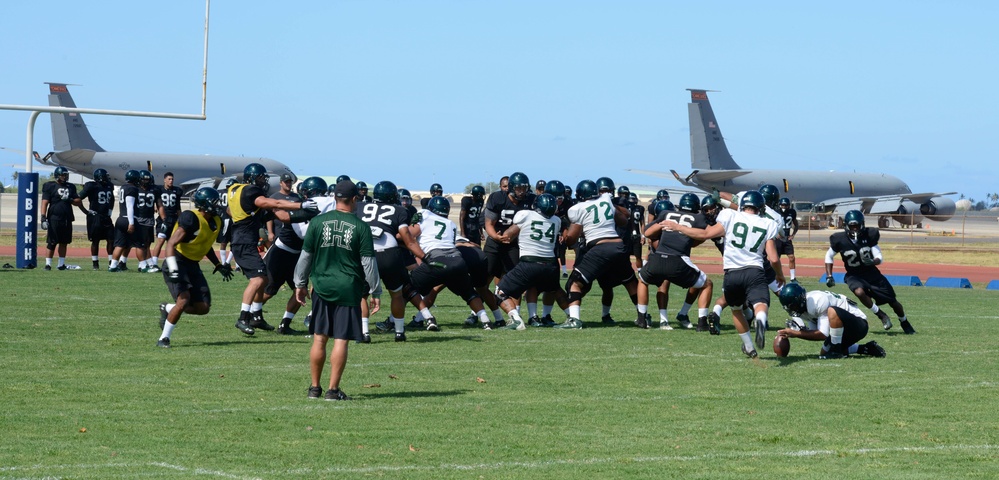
[93,168,110,185]
[778,282,808,317]
[373,181,398,204]
[653,200,675,216]
[534,193,558,219]
[617,185,630,199]
[297,176,328,200]
[575,180,599,201]
[429,183,443,196]
[192,187,222,215]
[509,172,530,200]
[678,193,700,213]
[335,175,351,184]
[54,166,70,183]
[844,210,864,239]
[356,181,368,196]
[779,197,791,210]
[596,177,615,194]
[427,196,450,217]
[759,184,780,209]
[471,185,486,200]
[700,195,720,221]
[544,180,565,198]
[656,189,670,201]
[399,188,413,207]
[629,193,639,205]
[138,169,154,187]
[243,163,268,185]
[739,191,765,213]
[563,185,572,198]
[535,179,547,191]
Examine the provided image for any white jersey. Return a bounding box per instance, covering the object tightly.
[792,290,867,337]
[761,208,786,240]
[415,209,458,254]
[715,208,779,270]
[567,192,619,243]
[291,197,338,239]
[513,210,561,258]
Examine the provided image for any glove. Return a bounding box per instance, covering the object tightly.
[213,263,234,282]
[785,319,804,331]
[158,222,169,236]
[88,210,98,217]
[41,218,49,230]
[860,251,876,266]
[826,276,836,288]
[300,200,318,212]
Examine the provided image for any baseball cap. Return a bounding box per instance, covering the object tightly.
[333,180,358,199]
[280,173,295,182]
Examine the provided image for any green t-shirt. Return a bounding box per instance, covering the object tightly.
[301,209,374,306]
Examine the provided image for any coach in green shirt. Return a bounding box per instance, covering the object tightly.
[294,180,380,401]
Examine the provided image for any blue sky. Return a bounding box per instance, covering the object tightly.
[2,1,997,202]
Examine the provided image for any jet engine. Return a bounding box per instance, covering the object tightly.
[891,196,956,226]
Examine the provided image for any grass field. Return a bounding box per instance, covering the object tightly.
[2,260,997,479]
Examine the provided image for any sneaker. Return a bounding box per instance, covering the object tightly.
[602,314,617,325]
[562,271,569,278]
[324,388,351,401]
[857,341,886,358]
[876,310,893,331]
[505,319,526,331]
[676,314,693,329]
[494,319,507,328]
[375,319,394,333]
[540,315,557,327]
[307,386,323,399]
[108,266,122,273]
[900,320,916,335]
[555,317,583,329]
[635,314,649,329]
[819,344,849,359]
[277,322,301,335]
[235,317,255,336]
[707,312,721,335]
[408,316,425,329]
[527,316,543,327]
[357,333,372,344]
[249,313,275,331]
[754,318,768,349]
[145,265,161,273]
[659,320,673,331]
[464,313,478,327]
[156,338,171,348]
[426,317,440,332]
[93,260,100,270]
[43,265,52,271]
[57,265,68,271]
[481,322,493,331]
[696,316,709,332]
[159,303,168,330]
[394,332,407,342]
[303,313,312,329]
[118,263,128,271]
[742,344,758,359]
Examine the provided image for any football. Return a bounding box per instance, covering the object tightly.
[773,334,790,357]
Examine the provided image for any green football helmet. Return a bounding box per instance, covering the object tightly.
[124,169,140,185]
[596,176,615,194]
[678,193,700,213]
[138,169,154,187]
[509,172,530,200]
[373,181,398,204]
[297,176,328,199]
[427,196,450,217]
[575,180,599,201]
[653,200,675,216]
[778,282,808,317]
[243,163,268,185]
[470,185,486,200]
[429,183,443,196]
[759,184,780,209]
[544,180,565,198]
[616,185,630,199]
[399,188,413,207]
[656,189,670,201]
[779,197,791,210]
[53,166,70,182]
[534,193,558,219]
[336,175,351,184]
[740,191,765,213]
[356,181,369,196]
[844,210,864,238]
[700,195,720,221]
[192,187,222,215]
[93,168,110,185]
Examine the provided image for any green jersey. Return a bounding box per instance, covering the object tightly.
[301,209,374,306]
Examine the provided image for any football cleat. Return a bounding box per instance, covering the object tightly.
[696,316,709,332]
[676,313,693,329]
[505,319,526,331]
[375,320,394,333]
[57,265,68,271]
[707,312,721,335]
[481,322,493,331]
[394,332,407,342]
[234,318,255,336]
[900,320,916,335]
[307,386,323,399]
[156,338,171,348]
[108,266,122,273]
[408,316,425,329]
[145,265,161,273]
[876,310,893,331]
[324,388,351,401]
[159,303,168,330]
[277,322,301,335]
[555,318,583,329]
[119,262,129,271]
[602,314,617,325]
[659,320,673,330]
[742,344,758,359]
[819,344,849,359]
[494,319,507,328]
[357,334,372,344]
[250,313,275,331]
[464,313,478,327]
[92,261,100,270]
[540,315,557,327]
[527,316,543,327]
[426,317,440,332]
[43,265,52,271]
[754,318,768,349]
[857,341,886,358]
[635,314,649,329]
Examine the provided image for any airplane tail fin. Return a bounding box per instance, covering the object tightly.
[687,89,740,170]
[46,83,104,152]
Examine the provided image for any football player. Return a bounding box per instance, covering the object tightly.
[776,283,886,359]
[459,185,486,245]
[77,168,115,270]
[420,183,444,209]
[825,210,915,334]
[776,197,799,281]
[149,172,185,268]
[216,177,236,270]
[483,172,535,291]
[109,170,144,272]
[156,188,234,348]
[259,174,312,335]
[355,181,373,203]
[132,170,162,273]
[662,191,783,358]
[40,166,83,270]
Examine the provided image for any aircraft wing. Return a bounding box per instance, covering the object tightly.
[816,192,958,215]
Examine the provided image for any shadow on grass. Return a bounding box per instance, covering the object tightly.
[411,335,483,343]
[185,339,299,347]
[356,389,472,399]
[773,355,811,366]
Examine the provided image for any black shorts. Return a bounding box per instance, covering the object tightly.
[763,259,776,284]
[483,237,519,278]
[86,215,115,242]
[375,248,411,292]
[113,218,147,249]
[722,266,770,309]
[457,245,490,288]
[308,293,362,341]
[164,256,211,305]
[463,225,483,245]
[401,248,417,268]
[630,237,643,258]
[135,223,155,249]
[263,246,299,295]
[232,243,267,278]
[845,270,897,305]
[216,217,233,244]
[639,253,704,289]
[410,253,477,302]
[822,306,869,351]
[573,241,635,288]
[497,258,561,298]
[46,216,73,247]
[556,238,567,263]
[775,237,795,256]
[157,216,178,240]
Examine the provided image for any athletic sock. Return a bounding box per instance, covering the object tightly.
[637,304,648,314]
[509,310,523,322]
[602,304,612,316]
[870,304,880,314]
[713,305,723,317]
[568,305,581,319]
[477,310,490,324]
[250,302,263,313]
[789,268,796,279]
[526,302,538,318]
[160,321,176,340]
[57,257,65,267]
[166,303,175,314]
[848,344,860,354]
[110,259,119,268]
[92,255,99,262]
[830,327,844,345]
[739,332,754,351]
[659,309,669,322]
[492,309,504,322]
[419,308,433,321]
[151,256,159,265]
[45,258,52,267]
[392,316,404,333]
[678,302,692,316]
[241,303,251,312]
[361,317,369,335]
[698,308,709,318]
[283,311,296,321]
[542,304,554,317]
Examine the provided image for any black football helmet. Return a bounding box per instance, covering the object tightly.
[629,193,639,205]
[779,197,791,210]
[759,184,780,209]
[138,169,154,187]
[656,189,670,201]
[653,200,675,216]
[534,193,558,219]
[54,166,70,183]
[471,185,485,200]
[298,176,328,199]
[399,188,413,207]
[124,170,140,186]
[617,185,630,198]
[779,283,808,317]
[564,185,572,198]
[844,210,864,239]
[575,180,599,201]
[596,177,615,194]
[535,179,547,192]
[93,168,110,185]
[336,175,351,184]
[373,180,398,204]
[430,183,443,196]
[192,187,222,215]
[356,181,368,196]
[509,172,530,200]
[427,196,450,217]
[740,191,765,213]
[678,193,700,213]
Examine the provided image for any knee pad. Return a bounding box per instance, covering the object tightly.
[400,284,419,302]
[566,290,584,304]
[565,269,589,293]
[495,289,512,305]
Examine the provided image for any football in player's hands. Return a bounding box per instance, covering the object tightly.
[773,334,790,357]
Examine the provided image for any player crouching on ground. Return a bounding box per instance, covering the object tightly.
[156,188,234,348]
[776,283,885,359]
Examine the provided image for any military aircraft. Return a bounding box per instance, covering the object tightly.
[629,89,956,227]
[36,83,295,192]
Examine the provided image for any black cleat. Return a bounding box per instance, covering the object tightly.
[394,332,407,342]
[696,316,709,332]
[43,265,52,271]
[407,316,425,329]
[708,312,721,335]
[900,320,916,335]
[742,344,758,359]
[602,314,617,325]
[156,338,171,348]
[307,386,323,399]
[159,303,168,330]
[494,319,507,328]
[357,333,371,344]
[527,316,543,327]
[57,265,67,271]
[324,388,351,401]
[463,313,478,327]
[481,322,493,331]
[754,318,768,349]
[119,263,129,271]
[277,324,301,335]
[857,341,886,358]
[249,313,275,331]
[540,315,557,327]
[426,317,440,331]
[876,310,893,331]
[634,314,649,329]
[819,344,849,359]
[235,317,255,336]
[676,313,693,329]
[92,261,100,270]
[375,319,394,333]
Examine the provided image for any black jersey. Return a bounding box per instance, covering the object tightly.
[80,181,115,217]
[830,228,882,275]
[779,208,798,237]
[628,203,646,239]
[484,191,535,235]
[117,184,139,222]
[653,210,707,256]
[459,195,484,231]
[271,191,303,250]
[158,185,184,219]
[355,200,411,250]
[134,186,159,225]
[41,181,79,220]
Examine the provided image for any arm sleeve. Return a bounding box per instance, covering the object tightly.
[871,245,883,262]
[126,196,136,225]
[362,256,381,297]
[824,247,836,264]
[293,250,313,288]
